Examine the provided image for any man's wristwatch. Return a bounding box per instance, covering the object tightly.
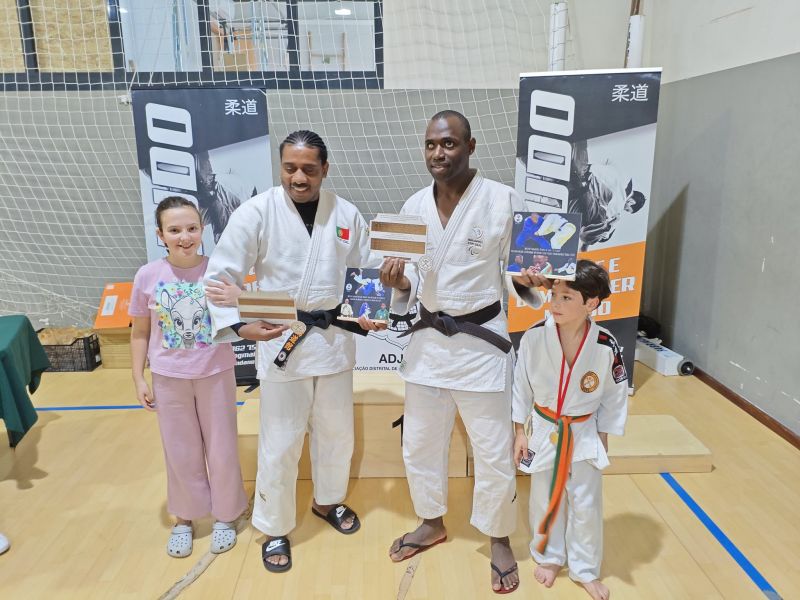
[230,322,246,335]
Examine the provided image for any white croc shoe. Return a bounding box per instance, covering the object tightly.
[0,533,9,555]
[210,521,237,554]
[167,524,193,558]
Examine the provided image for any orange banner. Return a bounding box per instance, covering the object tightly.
[508,241,646,332]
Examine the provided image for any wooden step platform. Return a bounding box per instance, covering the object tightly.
[238,374,712,480]
[606,414,713,474]
[237,372,469,480]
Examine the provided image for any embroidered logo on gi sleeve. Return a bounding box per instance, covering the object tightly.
[598,331,628,384]
[580,371,600,393]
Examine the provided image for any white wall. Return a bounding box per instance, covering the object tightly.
[384,0,800,88]
[384,0,633,89]
[642,52,800,433]
[644,0,800,83]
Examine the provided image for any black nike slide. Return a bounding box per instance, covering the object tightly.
[311,504,361,535]
[262,536,291,573]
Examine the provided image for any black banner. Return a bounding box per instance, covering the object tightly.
[131,88,273,385]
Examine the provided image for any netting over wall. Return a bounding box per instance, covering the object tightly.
[0,0,575,326]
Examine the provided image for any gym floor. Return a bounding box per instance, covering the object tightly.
[0,366,797,599]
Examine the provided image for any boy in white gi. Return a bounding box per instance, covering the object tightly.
[205,131,378,573]
[512,260,628,600]
[373,111,546,594]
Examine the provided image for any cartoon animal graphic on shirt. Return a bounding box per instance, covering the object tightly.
[156,282,213,350]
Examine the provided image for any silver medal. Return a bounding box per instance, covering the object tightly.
[418,254,433,272]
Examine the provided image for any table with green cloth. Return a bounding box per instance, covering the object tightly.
[0,315,50,446]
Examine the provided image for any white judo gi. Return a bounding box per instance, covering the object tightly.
[392,172,542,537]
[512,316,628,582]
[206,186,375,536]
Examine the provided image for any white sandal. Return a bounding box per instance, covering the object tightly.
[210,521,237,554]
[167,524,193,558]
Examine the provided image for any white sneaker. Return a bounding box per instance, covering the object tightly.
[167,524,193,558]
[0,533,9,555]
[210,521,237,554]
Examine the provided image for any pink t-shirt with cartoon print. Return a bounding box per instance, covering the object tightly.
[129,257,235,379]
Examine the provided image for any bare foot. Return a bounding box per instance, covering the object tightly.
[264,535,289,567]
[534,563,560,588]
[313,500,355,530]
[582,579,610,600]
[388,518,447,562]
[490,536,519,593]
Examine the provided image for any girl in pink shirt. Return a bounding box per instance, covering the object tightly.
[129,196,247,558]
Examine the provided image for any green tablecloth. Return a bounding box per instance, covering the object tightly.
[0,315,50,446]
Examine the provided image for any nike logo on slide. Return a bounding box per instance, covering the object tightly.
[265,539,284,552]
[336,506,346,518]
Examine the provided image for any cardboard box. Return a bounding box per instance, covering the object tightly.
[93,282,133,369]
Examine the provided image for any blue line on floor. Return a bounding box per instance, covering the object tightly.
[36,401,247,412]
[661,472,781,600]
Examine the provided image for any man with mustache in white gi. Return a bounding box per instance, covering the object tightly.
[205,130,379,573]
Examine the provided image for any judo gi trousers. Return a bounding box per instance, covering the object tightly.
[252,370,354,536]
[151,369,248,523]
[529,460,603,582]
[403,382,517,538]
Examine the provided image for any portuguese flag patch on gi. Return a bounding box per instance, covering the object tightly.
[336,227,350,242]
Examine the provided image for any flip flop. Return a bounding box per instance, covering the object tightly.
[389,533,447,562]
[311,504,361,535]
[491,562,520,595]
[262,536,292,573]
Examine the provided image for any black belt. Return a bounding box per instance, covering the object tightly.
[273,305,368,370]
[398,301,512,354]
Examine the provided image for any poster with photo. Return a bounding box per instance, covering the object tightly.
[507,211,581,279]
[512,68,661,383]
[131,87,272,385]
[340,268,392,323]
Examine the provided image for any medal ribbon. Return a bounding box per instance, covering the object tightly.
[555,320,591,417]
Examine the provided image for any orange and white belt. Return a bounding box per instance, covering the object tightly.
[533,403,592,554]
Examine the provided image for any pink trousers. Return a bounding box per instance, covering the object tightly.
[151,369,248,522]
